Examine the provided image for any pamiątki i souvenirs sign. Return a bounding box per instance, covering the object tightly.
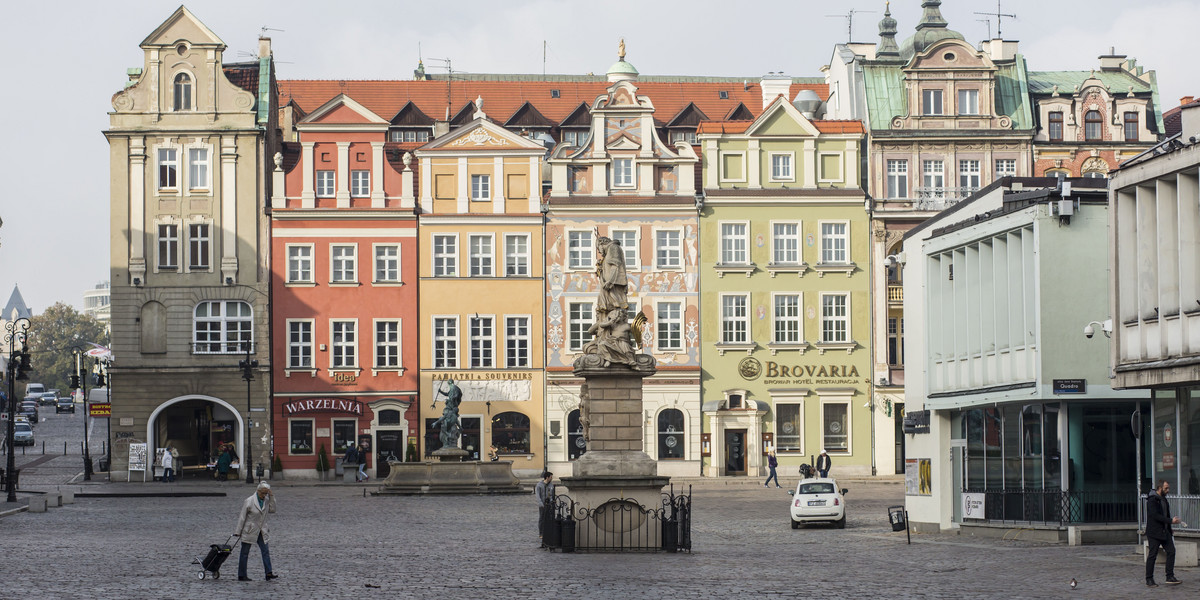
[282,398,364,416]
[739,357,862,385]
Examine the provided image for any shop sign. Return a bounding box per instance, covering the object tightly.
[962,493,986,519]
[903,410,930,434]
[89,403,112,417]
[283,398,364,416]
[1052,379,1086,394]
[739,358,862,384]
[431,372,534,381]
[1164,452,1176,469]
[331,371,357,385]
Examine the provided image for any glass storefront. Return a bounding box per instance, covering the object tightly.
[961,403,1062,491]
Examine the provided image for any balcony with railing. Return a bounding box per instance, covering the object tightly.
[876,187,979,212]
[887,285,903,305]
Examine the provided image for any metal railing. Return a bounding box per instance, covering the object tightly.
[963,488,1138,525]
[544,485,692,553]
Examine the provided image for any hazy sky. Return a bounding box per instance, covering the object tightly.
[0,0,1195,315]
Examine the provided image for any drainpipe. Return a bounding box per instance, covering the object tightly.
[865,194,877,477]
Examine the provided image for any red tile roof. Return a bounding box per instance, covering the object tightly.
[697,119,865,135]
[277,78,829,129]
[1164,95,1200,137]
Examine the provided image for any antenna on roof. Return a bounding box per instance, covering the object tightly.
[824,8,875,43]
[260,26,285,38]
[543,40,547,77]
[974,1,1016,39]
[426,57,456,121]
[977,19,992,41]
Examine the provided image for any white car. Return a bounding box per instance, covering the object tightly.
[788,477,847,529]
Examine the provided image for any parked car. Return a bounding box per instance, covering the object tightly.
[56,395,76,414]
[18,400,38,423]
[39,391,59,406]
[12,421,34,446]
[788,477,848,529]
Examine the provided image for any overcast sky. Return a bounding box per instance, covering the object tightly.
[0,0,1195,315]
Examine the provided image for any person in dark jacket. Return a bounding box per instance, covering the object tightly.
[1145,479,1183,587]
[342,443,359,480]
[816,449,832,478]
[535,471,554,547]
[764,450,780,488]
[355,441,369,482]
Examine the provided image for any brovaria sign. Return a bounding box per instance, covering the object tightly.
[738,357,862,384]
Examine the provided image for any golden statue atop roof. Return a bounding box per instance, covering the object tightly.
[618,38,626,61]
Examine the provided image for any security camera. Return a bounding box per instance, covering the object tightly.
[1083,324,1095,339]
[1083,319,1112,339]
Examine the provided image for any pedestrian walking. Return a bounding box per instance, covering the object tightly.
[764,449,781,488]
[535,471,554,547]
[1145,479,1183,587]
[816,449,832,478]
[161,445,176,483]
[215,444,233,480]
[234,482,278,582]
[343,443,360,481]
[356,440,369,482]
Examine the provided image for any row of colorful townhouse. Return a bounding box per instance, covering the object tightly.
[104,5,1166,481]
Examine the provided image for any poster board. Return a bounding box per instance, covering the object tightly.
[904,458,931,496]
[128,443,148,482]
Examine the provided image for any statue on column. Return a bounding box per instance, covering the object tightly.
[582,236,637,366]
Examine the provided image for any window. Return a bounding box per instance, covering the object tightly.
[351,170,370,197]
[773,294,801,343]
[959,159,981,191]
[1084,110,1102,141]
[718,90,729,99]
[776,404,802,452]
[567,409,587,460]
[433,317,458,368]
[331,245,357,283]
[562,130,588,147]
[188,223,210,270]
[287,245,312,283]
[193,300,252,354]
[995,159,1016,178]
[770,153,793,181]
[656,230,682,269]
[331,320,357,368]
[658,409,685,460]
[492,411,530,454]
[374,245,400,283]
[922,160,944,194]
[720,295,749,344]
[612,158,634,187]
[610,229,639,269]
[469,235,493,277]
[567,230,593,270]
[289,420,313,455]
[173,72,192,111]
[720,223,748,264]
[820,222,848,264]
[820,294,849,343]
[332,420,356,455]
[375,320,400,368]
[568,302,593,351]
[1082,171,1106,179]
[433,235,457,277]
[287,320,312,369]
[772,222,800,265]
[957,89,979,115]
[887,317,904,366]
[922,89,943,115]
[388,129,430,143]
[506,316,530,368]
[886,160,908,199]
[1124,111,1139,142]
[656,301,682,351]
[158,148,178,189]
[157,224,178,270]
[504,234,529,276]
[316,170,335,197]
[1048,112,1063,142]
[822,403,849,452]
[470,316,494,368]
[551,89,561,98]
[188,148,209,190]
[670,131,697,145]
[471,174,490,201]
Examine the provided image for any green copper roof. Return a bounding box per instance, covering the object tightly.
[861,54,1032,131]
[607,59,639,76]
[1027,70,1153,95]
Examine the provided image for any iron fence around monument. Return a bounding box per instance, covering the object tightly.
[544,485,692,553]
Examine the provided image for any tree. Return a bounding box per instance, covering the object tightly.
[27,302,109,394]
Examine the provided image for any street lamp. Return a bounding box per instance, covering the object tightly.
[69,345,101,481]
[239,341,258,484]
[4,317,31,503]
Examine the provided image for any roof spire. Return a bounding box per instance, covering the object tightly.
[877,1,900,58]
[916,0,949,31]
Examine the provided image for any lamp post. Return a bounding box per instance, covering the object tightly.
[4,317,31,503]
[69,346,93,481]
[239,341,258,484]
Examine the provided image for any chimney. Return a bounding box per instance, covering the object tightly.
[1182,103,1200,140]
[980,39,1018,62]
[760,72,791,109]
[1098,48,1126,71]
[258,37,272,60]
[1182,96,1196,107]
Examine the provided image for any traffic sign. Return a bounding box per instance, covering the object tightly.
[89,403,112,417]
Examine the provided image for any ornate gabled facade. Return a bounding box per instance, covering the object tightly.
[698,96,871,477]
[270,93,419,479]
[105,6,277,480]
[544,52,703,477]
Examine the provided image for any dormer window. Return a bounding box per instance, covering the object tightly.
[957,90,979,115]
[718,91,729,100]
[922,90,943,116]
[612,158,634,188]
[551,89,561,98]
[173,73,192,111]
[1084,110,1103,141]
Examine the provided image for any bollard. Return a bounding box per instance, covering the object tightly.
[28,496,47,513]
[61,491,74,505]
[42,440,45,454]
[64,441,67,455]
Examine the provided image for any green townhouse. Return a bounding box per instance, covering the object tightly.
[697,95,872,478]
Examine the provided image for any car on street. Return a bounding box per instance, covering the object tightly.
[24,383,45,397]
[12,421,34,446]
[18,400,39,423]
[788,477,847,529]
[56,395,76,414]
[39,391,59,406]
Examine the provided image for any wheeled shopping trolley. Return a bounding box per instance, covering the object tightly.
[192,535,236,579]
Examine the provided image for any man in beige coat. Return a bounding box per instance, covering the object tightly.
[234,482,278,581]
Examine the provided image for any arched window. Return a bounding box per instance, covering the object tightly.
[378,409,401,426]
[658,409,685,460]
[1084,110,1102,141]
[193,300,252,354]
[1043,168,1068,180]
[492,411,530,454]
[173,72,192,111]
[567,409,587,460]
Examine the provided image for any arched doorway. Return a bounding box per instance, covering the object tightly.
[146,394,244,479]
[370,399,411,479]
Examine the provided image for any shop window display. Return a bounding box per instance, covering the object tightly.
[492,411,531,454]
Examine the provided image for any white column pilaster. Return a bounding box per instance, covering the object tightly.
[220,135,239,283]
[370,141,385,208]
[336,142,350,208]
[128,136,147,284]
[300,142,315,208]
[493,156,505,213]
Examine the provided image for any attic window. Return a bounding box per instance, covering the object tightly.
[943,52,956,61]
[551,89,561,98]
[718,91,729,99]
[176,43,188,56]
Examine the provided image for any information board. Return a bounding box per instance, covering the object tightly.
[128,442,148,482]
